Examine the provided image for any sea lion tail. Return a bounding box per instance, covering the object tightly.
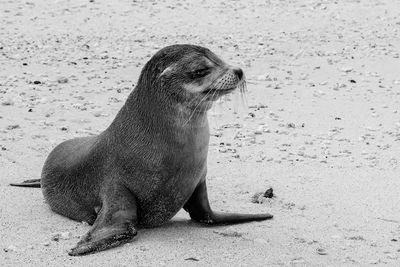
[9,179,41,188]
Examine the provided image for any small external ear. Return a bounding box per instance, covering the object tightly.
[160,64,176,78]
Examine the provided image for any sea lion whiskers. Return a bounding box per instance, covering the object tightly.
[227,75,248,115]
[182,68,243,126]
[239,76,248,107]
[182,88,215,127]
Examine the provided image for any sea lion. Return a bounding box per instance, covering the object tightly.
[11,44,273,256]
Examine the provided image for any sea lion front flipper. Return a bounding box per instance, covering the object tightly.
[68,184,138,256]
[184,180,273,225]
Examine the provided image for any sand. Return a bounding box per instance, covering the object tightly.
[1,0,400,266]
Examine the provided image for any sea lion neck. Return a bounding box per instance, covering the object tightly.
[106,84,209,146]
[134,83,209,127]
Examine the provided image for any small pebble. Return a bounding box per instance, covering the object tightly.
[51,232,72,241]
[287,123,295,128]
[316,248,328,255]
[184,257,199,262]
[93,111,102,117]
[3,245,18,252]
[264,187,274,198]
[1,99,14,106]
[57,76,69,84]
[6,124,20,130]
[341,67,353,73]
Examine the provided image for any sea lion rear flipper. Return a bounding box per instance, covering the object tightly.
[9,179,41,188]
[184,180,273,225]
[69,184,138,256]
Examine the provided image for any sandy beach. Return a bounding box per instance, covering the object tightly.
[1,0,400,266]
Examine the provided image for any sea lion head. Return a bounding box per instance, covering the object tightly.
[137,44,245,112]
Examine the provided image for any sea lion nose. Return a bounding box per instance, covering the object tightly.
[233,68,243,80]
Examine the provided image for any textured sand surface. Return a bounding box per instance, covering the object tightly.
[1,0,400,266]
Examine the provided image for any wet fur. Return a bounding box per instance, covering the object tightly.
[42,45,227,226]
[11,44,270,256]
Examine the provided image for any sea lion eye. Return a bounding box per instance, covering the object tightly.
[191,68,209,78]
